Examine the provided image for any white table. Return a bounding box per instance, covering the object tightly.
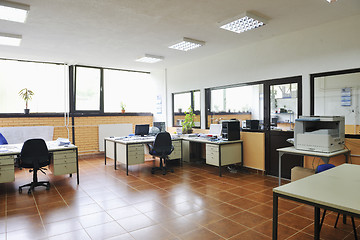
[273,164,360,239]
[104,136,243,177]
[277,146,350,186]
[0,141,79,184]
[181,137,243,177]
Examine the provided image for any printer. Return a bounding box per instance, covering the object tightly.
[294,116,345,153]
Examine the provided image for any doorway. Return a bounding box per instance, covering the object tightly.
[264,76,303,179]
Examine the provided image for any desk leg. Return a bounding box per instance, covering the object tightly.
[278,152,284,186]
[241,142,244,169]
[315,207,320,240]
[218,146,222,177]
[345,152,349,163]
[76,148,79,185]
[126,145,129,175]
[273,193,278,240]
[104,139,107,165]
[114,142,117,170]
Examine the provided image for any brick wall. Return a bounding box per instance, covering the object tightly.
[0,115,153,154]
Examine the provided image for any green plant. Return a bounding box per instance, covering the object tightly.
[18,88,34,109]
[120,102,126,111]
[182,107,195,134]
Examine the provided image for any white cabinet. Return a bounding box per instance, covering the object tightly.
[117,143,145,165]
[0,155,14,183]
[169,140,182,160]
[206,143,242,167]
[50,149,77,176]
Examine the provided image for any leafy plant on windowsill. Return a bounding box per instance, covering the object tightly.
[182,107,195,134]
[120,101,126,113]
[18,88,34,114]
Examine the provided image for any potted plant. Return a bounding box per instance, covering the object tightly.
[120,102,126,113]
[18,88,34,114]
[182,107,195,134]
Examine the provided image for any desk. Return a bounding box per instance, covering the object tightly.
[0,141,79,184]
[182,137,243,177]
[104,136,243,177]
[104,136,182,175]
[273,164,360,240]
[277,147,350,186]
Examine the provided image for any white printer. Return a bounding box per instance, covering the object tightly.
[294,116,345,153]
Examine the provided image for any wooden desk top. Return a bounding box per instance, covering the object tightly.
[274,163,360,215]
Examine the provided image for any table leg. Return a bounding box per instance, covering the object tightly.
[76,148,79,185]
[320,157,329,164]
[273,193,278,240]
[278,152,284,186]
[219,146,222,177]
[104,139,107,165]
[315,207,320,240]
[114,142,117,170]
[126,145,129,175]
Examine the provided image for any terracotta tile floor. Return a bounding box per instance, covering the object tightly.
[0,155,359,240]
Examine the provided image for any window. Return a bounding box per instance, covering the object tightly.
[104,69,153,112]
[173,90,200,127]
[313,70,360,135]
[270,83,298,131]
[75,66,101,111]
[0,59,66,113]
[206,84,263,128]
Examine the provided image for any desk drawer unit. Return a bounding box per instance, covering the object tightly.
[51,149,77,176]
[128,144,145,165]
[0,155,15,183]
[206,144,219,166]
[169,141,181,160]
[117,144,145,165]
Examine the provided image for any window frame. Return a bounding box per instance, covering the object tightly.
[310,67,360,139]
[70,65,151,116]
[205,82,264,129]
[172,90,201,128]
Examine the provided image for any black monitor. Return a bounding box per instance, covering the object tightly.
[135,124,149,136]
[153,122,166,132]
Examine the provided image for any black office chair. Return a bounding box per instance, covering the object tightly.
[18,139,51,194]
[148,132,174,175]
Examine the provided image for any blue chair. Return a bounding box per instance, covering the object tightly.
[0,133,8,145]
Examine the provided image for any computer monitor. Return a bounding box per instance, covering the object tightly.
[209,124,222,137]
[135,124,149,136]
[153,122,166,132]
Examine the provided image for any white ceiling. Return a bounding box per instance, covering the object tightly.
[0,0,359,72]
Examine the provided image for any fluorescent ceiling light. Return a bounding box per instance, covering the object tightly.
[220,12,267,34]
[326,0,337,2]
[136,54,164,63]
[0,33,21,46]
[0,0,30,23]
[169,37,205,51]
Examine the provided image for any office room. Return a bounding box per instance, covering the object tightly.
[0,0,360,239]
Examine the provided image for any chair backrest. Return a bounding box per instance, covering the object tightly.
[152,132,173,155]
[20,138,50,169]
[315,163,335,174]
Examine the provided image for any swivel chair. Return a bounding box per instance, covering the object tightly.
[18,139,51,194]
[148,132,174,175]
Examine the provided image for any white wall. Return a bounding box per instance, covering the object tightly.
[151,14,360,127]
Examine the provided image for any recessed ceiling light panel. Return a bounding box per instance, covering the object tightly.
[0,0,30,23]
[136,54,164,63]
[169,37,205,51]
[326,0,337,2]
[0,32,22,46]
[220,12,267,34]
